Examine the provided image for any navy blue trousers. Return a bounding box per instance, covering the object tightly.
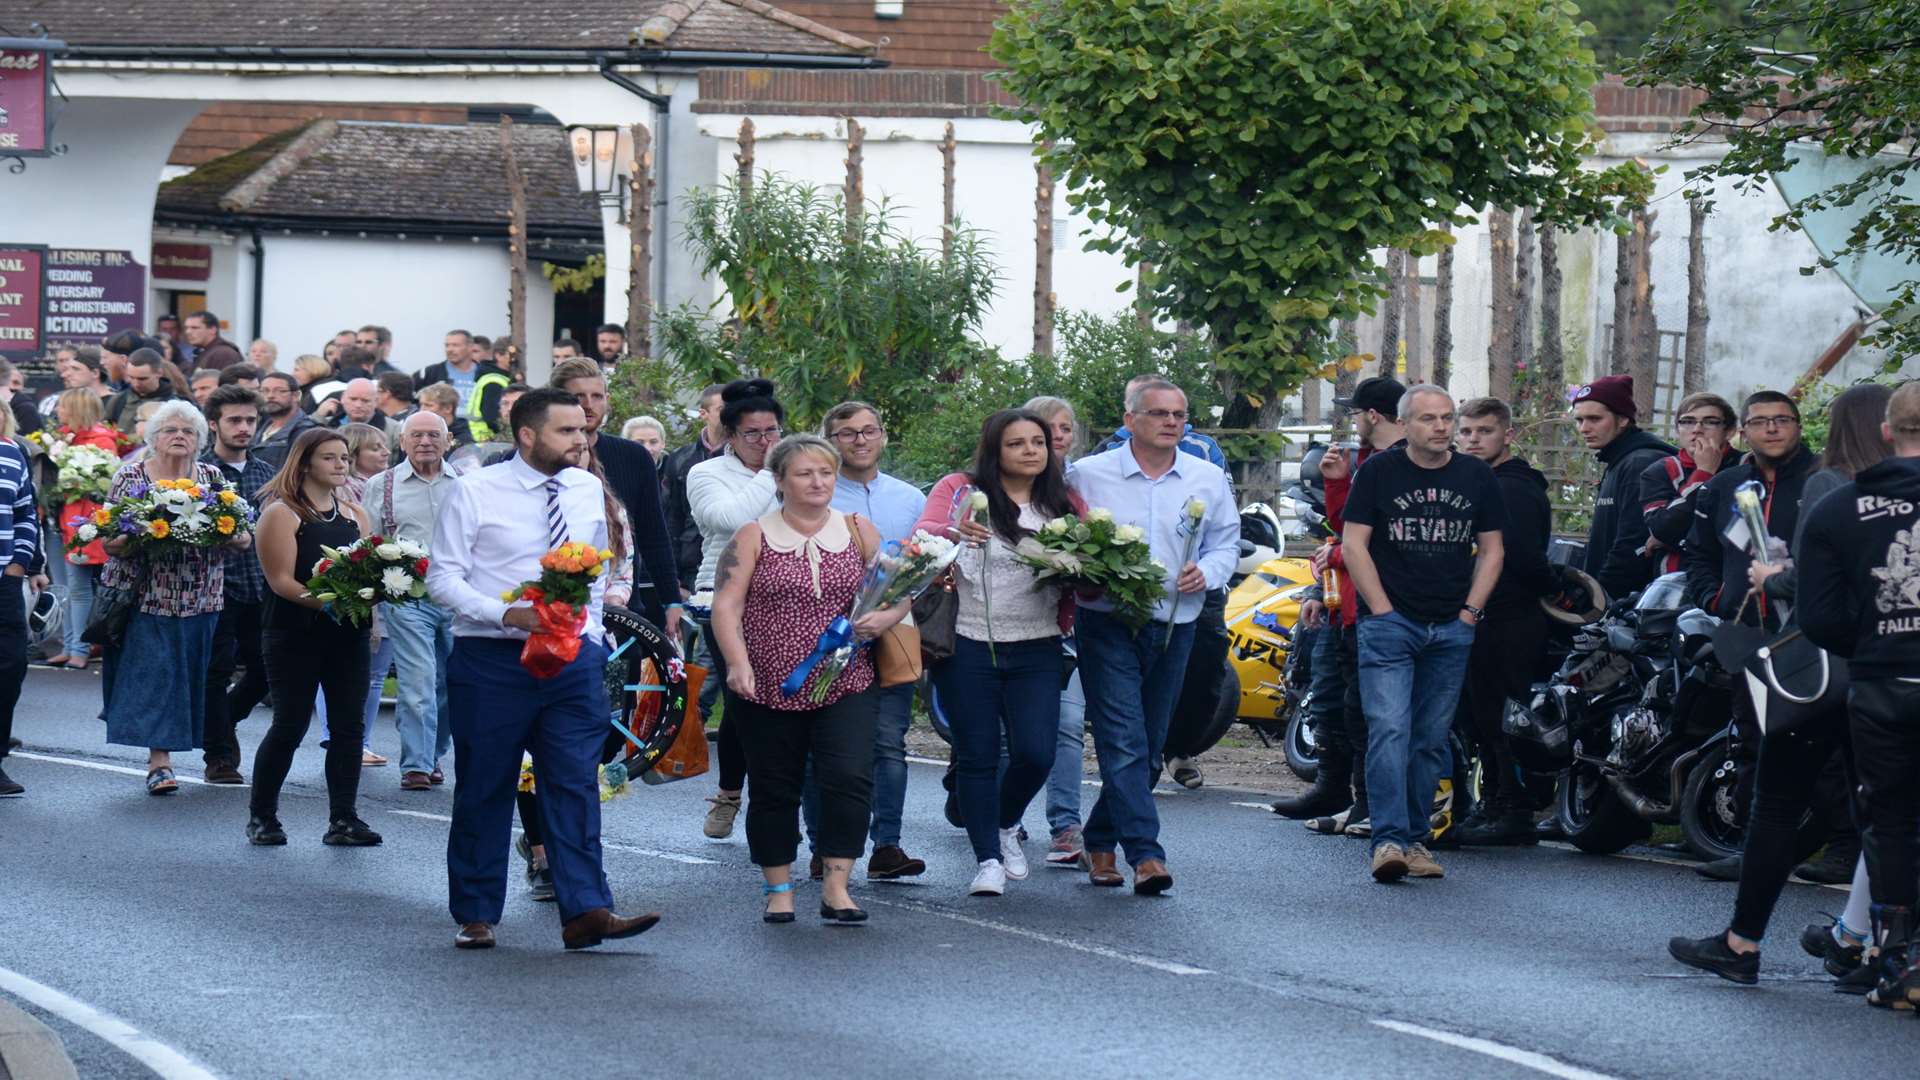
[446,636,613,925]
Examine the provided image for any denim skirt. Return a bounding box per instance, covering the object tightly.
[104,611,218,751]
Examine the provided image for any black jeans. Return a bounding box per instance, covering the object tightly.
[203,599,267,768]
[1338,620,1369,811]
[0,579,26,760]
[1730,721,1851,940]
[1851,678,1920,909]
[734,690,878,867]
[701,619,748,792]
[250,625,371,820]
[1464,609,1548,813]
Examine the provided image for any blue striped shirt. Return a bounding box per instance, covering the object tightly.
[0,440,41,572]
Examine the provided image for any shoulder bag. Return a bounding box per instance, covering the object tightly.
[81,581,139,648]
[848,515,922,688]
[1740,625,1850,737]
[912,567,959,664]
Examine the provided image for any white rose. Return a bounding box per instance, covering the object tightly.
[76,523,97,542]
[1043,516,1071,535]
[357,587,377,600]
[1185,498,1207,520]
[397,540,427,558]
[1086,507,1114,524]
[967,490,990,511]
[1114,524,1145,545]
[375,543,404,562]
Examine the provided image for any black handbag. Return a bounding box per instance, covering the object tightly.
[1739,626,1850,736]
[80,582,138,648]
[911,567,958,665]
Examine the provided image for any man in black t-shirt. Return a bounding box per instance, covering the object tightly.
[1342,385,1505,884]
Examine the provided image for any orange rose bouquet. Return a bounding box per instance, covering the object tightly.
[502,541,615,678]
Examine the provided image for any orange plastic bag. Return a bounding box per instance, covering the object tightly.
[520,600,588,679]
[644,663,710,784]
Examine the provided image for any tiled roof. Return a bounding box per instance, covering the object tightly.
[155,120,601,237]
[21,0,872,57]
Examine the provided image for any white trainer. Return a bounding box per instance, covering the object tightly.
[998,826,1030,880]
[969,859,1007,896]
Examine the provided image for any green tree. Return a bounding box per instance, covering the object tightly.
[656,174,1000,436]
[990,0,1650,425]
[1633,0,1920,366]
[1576,0,1748,69]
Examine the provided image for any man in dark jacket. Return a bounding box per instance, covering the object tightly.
[103,348,178,431]
[660,384,728,596]
[183,311,243,371]
[1571,374,1676,603]
[1639,392,1736,576]
[1451,397,1558,845]
[1798,381,1920,1008]
[1684,391,1819,629]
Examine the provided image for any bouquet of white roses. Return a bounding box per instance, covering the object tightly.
[784,529,961,702]
[1013,508,1168,629]
[46,443,121,505]
[305,535,432,627]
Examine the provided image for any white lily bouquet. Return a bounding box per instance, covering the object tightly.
[1013,508,1168,629]
[305,535,433,627]
[784,529,961,702]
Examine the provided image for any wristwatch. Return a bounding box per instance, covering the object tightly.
[1462,604,1485,623]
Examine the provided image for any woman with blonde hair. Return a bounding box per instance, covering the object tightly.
[42,390,121,669]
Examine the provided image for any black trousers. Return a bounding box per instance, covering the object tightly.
[1730,720,1852,940]
[0,580,26,760]
[1852,678,1920,909]
[700,619,749,792]
[1338,620,1369,811]
[1464,609,1548,813]
[203,599,268,768]
[250,624,371,820]
[734,690,878,867]
[1166,588,1229,759]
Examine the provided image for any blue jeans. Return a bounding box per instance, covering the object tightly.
[867,682,915,849]
[934,635,1064,864]
[327,635,389,750]
[386,601,454,773]
[1076,609,1197,866]
[1356,610,1476,851]
[1046,667,1086,834]
[61,563,99,658]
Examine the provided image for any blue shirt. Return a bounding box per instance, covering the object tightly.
[1096,424,1228,469]
[1066,441,1239,625]
[831,471,927,546]
[0,441,38,573]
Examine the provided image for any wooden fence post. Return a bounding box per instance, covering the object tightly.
[626,122,653,363]
[1685,198,1710,393]
[499,116,528,377]
[1432,242,1454,391]
[1034,153,1055,357]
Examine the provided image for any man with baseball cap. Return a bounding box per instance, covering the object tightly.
[1569,374,1674,603]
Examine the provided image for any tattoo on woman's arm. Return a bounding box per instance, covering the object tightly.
[714,534,742,591]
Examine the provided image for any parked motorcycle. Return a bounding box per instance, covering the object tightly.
[1506,572,1743,860]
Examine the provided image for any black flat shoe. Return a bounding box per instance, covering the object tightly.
[322,816,383,847]
[1668,933,1759,985]
[819,902,869,925]
[764,882,796,924]
[246,815,287,846]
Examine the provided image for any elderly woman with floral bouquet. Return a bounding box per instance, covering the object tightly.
[916,409,1085,897]
[100,400,251,795]
[38,389,121,669]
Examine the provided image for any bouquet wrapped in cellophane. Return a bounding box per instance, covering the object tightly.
[783,529,960,703]
[503,541,615,679]
[1013,508,1168,629]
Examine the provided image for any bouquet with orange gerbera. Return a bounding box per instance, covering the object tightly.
[501,541,616,678]
[66,476,255,556]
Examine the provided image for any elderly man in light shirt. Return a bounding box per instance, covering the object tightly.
[428,387,660,952]
[822,400,931,880]
[369,410,466,791]
[1065,377,1239,896]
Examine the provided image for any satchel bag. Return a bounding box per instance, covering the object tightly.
[912,567,959,664]
[848,515,923,688]
[80,582,138,649]
[1741,626,1850,737]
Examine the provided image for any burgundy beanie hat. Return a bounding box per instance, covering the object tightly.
[1572,374,1636,422]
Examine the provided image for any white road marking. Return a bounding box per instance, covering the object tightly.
[1372,1019,1619,1080]
[384,809,719,865]
[1231,801,1274,810]
[905,754,946,767]
[858,895,1213,977]
[0,967,222,1080]
[9,750,234,786]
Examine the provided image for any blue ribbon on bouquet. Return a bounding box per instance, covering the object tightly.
[781,615,858,697]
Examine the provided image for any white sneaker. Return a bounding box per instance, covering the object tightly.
[969,859,1007,896]
[998,826,1030,880]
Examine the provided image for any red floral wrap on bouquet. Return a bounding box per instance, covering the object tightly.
[519,593,590,679]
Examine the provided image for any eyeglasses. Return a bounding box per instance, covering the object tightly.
[737,427,783,445]
[153,426,196,438]
[1140,409,1188,423]
[1742,415,1799,431]
[829,427,884,444]
[1675,416,1728,430]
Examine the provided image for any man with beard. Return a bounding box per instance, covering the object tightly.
[1449,397,1557,846]
[253,372,318,451]
[594,324,627,368]
[1684,390,1818,629]
[1571,374,1675,603]
[199,386,281,785]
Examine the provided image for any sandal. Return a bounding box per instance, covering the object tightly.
[33,654,71,668]
[146,767,179,796]
[361,750,388,767]
[763,881,796,924]
[64,657,89,670]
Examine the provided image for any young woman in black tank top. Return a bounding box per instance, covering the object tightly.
[247,428,383,847]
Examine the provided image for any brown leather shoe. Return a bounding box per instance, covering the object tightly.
[561,907,661,951]
[1087,851,1124,887]
[1133,858,1173,896]
[454,922,496,949]
[401,771,432,791]
[203,762,246,786]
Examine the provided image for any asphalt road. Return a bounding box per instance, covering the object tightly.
[1,666,1908,1080]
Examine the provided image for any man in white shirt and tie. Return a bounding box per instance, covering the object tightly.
[428,387,661,951]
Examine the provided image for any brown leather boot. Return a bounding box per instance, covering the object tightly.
[1132,858,1173,896]
[1087,851,1124,887]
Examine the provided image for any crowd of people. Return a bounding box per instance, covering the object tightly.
[0,315,1916,1008]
